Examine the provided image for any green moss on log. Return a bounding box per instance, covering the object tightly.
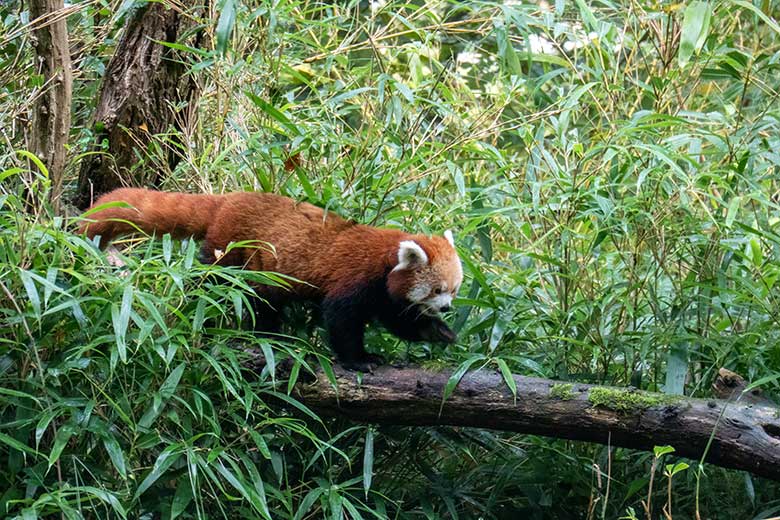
[550,383,575,400]
[588,387,680,412]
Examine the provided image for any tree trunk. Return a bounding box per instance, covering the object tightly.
[292,365,780,481]
[29,0,72,214]
[74,2,201,209]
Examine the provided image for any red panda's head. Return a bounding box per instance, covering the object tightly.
[386,230,463,316]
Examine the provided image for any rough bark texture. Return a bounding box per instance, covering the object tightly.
[74,3,200,209]
[713,367,777,407]
[294,365,780,481]
[29,0,72,213]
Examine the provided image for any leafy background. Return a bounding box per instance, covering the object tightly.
[2,0,780,518]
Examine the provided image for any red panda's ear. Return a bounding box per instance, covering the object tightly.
[444,230,455,247]
[395,240,428,270]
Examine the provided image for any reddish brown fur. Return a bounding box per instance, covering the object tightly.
[79,189,224,243]
[81,188,462,368]
[386,240,461,300]
[80,188,459,301]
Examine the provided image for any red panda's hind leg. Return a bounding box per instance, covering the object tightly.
[322,296,383,371]
[198,240,283,334]
[198,239,244,267]
[248,288,286,334]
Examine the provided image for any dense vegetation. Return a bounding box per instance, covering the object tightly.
[2,0,780,517]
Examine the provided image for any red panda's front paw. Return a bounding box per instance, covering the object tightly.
[419,319,457,344]
[339,353,384,373]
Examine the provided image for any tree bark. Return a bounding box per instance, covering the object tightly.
[74,2,201,209]
[29,0,72,213]
[292,365,780,481]
[712,367,777,407]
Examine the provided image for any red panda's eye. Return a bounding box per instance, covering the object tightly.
[434,288,442,295]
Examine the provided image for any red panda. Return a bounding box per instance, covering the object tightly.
[79,188,463,370]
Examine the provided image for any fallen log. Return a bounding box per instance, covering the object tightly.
[712,367,777,407]
[293,365,780,481]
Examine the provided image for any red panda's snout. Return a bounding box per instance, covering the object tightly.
[387,231,463,316]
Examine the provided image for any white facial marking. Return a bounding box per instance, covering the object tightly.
[394,240,428,271]
[407,282,431,303]
[430,293,453,308]
[444,229,455,247]
[453,257,463,286]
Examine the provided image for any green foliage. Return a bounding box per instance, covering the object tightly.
[0,178,332,518]
[2,0,780,517]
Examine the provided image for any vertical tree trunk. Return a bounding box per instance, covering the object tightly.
[29,0,72,214]
[73,2,201,209]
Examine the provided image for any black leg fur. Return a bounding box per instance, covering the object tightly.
[322,295,382,371]
[249,294,282,334]
[322,283,456,370]
[198,243,218,265]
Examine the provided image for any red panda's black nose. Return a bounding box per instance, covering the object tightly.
[440,305,451,313]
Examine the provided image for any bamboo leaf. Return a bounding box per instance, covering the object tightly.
[495,359,517,403]
[679,1,712,67]
[216,0,237,56]
[48,423,77,468]
[102,436,127,479]
[363,427,374,499]
[293,488,324,520]
[440,355,486,411]
[16,150,49,178]
[19,270,41,318]
[0,431,39,457]
[160,363,186,400]
[112,284,134,364]
[171,478,194,520]
[246,92,300,135]
[134,448,183,499]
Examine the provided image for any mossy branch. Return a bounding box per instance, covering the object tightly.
[291,364,780,482]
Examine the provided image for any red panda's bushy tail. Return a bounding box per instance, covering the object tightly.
[78,188,224,247]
